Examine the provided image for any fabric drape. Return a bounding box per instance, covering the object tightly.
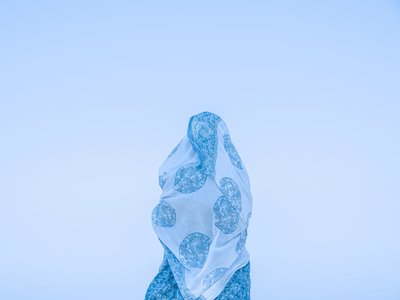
[146,112,253,300]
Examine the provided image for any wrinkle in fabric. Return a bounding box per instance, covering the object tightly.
[146,112,253,300]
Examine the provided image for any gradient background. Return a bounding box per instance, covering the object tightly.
[1,1,399,299]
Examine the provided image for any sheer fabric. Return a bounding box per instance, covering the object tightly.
[146,112,253,299]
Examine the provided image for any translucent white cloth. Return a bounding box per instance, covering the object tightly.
[151,112,253,299]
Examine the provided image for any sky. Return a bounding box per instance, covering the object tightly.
[0,1,399,299]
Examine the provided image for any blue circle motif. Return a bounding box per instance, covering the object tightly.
[179,232,211,268]
[219,177,242,213]
[174,164,207,194]
[203,268,228,291]
[213,196,240,234]
[192,119,214,139]
[223,134,243,169]
[159,172,167,189]
[235,229,248,255]
[187,112,221,176]
[152,200,176,227]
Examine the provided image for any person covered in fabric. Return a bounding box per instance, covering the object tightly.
[145,111,253,300]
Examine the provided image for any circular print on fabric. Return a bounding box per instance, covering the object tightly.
[235,228,248,255]
[174,164,207,194]
[223,134,243,169]
[213,196,240,234]
[219,177,242,213]
[152,200,176,227]
[159,172,167,189]
[179,232,212,268]
[191,119,214,139]
[203,268,228,291]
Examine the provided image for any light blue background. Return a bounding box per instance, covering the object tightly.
[1,1,399,299]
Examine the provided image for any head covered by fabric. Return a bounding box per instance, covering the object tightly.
[152,111,252,299]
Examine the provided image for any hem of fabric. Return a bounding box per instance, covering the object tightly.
[202,255,250,300]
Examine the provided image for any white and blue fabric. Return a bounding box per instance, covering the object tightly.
[146,112,253,300]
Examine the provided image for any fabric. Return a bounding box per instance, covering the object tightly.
[146,111,253,300]
[145,255,250,300]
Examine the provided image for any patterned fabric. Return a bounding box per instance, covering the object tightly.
[146,112,253,299]
[214,262,250,300]
[145,258,251,300]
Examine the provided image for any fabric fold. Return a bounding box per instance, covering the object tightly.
[147,111,253,300]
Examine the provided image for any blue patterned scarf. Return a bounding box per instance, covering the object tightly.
[146,112,252,299]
